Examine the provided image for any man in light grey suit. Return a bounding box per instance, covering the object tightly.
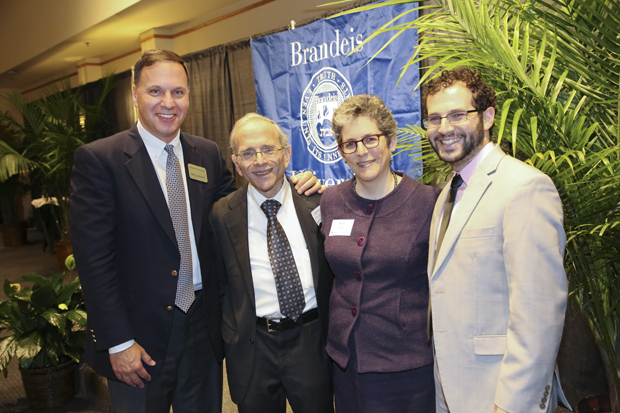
[424,67,569,413]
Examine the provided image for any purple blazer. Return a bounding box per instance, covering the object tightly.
[320,173,439,373]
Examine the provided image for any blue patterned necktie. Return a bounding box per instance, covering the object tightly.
[261,199,306,321]
[164,144,195,313]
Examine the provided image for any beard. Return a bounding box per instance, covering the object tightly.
[429,120,486,168]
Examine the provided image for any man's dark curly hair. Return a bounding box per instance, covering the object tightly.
[422,66,497,136]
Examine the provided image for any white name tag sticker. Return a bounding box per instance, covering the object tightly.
[311,206,321,226]
[329,219,354,236]
[188,164,208,183]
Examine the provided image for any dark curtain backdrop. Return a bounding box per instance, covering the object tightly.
[182,41,256,186]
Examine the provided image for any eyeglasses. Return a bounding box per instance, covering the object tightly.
[338,134,383,154]
[422,110,481,129]
[235,146,285,162]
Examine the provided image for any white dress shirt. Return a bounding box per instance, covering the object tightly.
[109,121,202,354]
[247,178,317,319]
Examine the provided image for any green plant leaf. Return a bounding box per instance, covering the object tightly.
[0,336,17,373]
[15,332,43,365]
[64,309,87,327]
[22,274,52,287]
[30,285,56,311]
[65,255,76,271]
[40,309,66,335]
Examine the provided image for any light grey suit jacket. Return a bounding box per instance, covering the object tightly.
[428,146,568,413]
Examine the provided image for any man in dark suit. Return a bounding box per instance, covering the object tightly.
[210,113,334,413]
[70,49,320,413]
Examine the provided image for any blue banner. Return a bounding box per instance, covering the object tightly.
[251,2,421,186]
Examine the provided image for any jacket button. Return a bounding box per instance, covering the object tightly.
[93,339,97,342]
[249,338,255,344]
[167,306,174,311]
[545,385,550,390]
[352,306,358,316]
[355,271,361,281]
[544,391,549,396]
[539,403,546,409]
[357,237,365,246]
[541,397,547,403]
[171,270,178,277]
[366,204,374,214]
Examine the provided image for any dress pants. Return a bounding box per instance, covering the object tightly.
[237,317,334,413]
[107,291,223,413]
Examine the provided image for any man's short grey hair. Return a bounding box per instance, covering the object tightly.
[230,113,289,153]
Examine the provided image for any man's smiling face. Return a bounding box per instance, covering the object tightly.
[426,82,492,171]
[133,60,189,143]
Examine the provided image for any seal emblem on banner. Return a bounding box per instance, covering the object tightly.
[300,67,353,164]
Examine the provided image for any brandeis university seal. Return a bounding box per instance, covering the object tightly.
[300,67,353,164]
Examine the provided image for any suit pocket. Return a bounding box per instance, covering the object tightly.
[473,335,507,355]
[460,226,494,239]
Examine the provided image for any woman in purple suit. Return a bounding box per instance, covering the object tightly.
[320,95,438,413]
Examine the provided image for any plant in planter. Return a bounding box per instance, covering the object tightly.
[0,255,87,409]
[0,77,115,265]
[0,117,32,247]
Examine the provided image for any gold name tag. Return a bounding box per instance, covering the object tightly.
[188,164,208,183]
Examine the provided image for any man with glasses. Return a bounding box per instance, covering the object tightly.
[70,49,322,413]
[423,67,568,413]
[210,113,334,413]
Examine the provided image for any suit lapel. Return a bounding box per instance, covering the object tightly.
[291,190,320,288]
[181,133,204,246]
[223,186,255,307]
[123,126,177,247]
[432,146,505,278]
[428,183,450,276]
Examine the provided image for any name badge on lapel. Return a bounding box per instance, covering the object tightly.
[329,219,354,236]
[188,164,208,183]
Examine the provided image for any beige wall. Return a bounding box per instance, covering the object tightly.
[8,0,336,97]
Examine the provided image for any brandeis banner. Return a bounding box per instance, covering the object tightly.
[251,2,421,186]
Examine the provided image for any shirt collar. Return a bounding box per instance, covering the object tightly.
[248,177,290,211]
[137,120,182,159]
[458,142,495,185]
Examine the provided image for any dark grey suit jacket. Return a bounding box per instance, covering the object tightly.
[70,125,235,380]
[209,183,333,403]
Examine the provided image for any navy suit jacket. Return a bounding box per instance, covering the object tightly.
[70,125,235,380]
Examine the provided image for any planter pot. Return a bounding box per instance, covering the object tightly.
[1,221,27,247]
[19,359,77,409]
[54,240,73,270]
[578,394,612,413]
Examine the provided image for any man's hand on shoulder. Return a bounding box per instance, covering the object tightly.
[290,171,327,195]
[109,342,156,388]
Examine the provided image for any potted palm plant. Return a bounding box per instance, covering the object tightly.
[0,76,114,267]
[0,255,87,409]
[0,117,31,247]
[329,0,620,410]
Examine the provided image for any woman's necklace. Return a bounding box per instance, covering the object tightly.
[352,170,398,194]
